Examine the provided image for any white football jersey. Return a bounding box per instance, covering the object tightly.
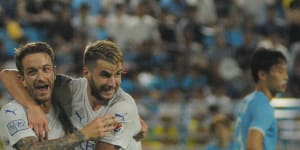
[69,78,142,150]
[0,100,65,150]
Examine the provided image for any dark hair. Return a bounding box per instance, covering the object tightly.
[251,48,287,83]
[83,40,123,69]
[15,42,55,75]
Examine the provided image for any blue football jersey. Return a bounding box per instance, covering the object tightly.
[234,91,277,150]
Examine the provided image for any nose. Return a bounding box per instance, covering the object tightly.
[107,76,116,86]
[284,71,289,81]
[36,70,47,81]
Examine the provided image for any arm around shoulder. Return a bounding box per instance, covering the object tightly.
[12,114,117,150]
[0,69,37,109]
[14,131,85,150]
[0,69,49,140]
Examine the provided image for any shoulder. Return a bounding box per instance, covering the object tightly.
[66,77,87,96]
[115,88,135,102]
[0,101,25,116]
[68,77,87,87]
[55,74,86,88]
[247,92,274,116]
[109,89,137,108]
[0,101,28,136]
[247,92,270,108]
[117,88,134,101]
[107,89,139,116]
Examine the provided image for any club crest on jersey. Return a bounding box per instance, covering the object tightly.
[113,123,123,133]
[7,119,28,136]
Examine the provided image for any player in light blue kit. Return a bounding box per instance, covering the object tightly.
[234,48,288,150]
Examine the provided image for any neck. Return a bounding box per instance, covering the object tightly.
[255,83,273,101]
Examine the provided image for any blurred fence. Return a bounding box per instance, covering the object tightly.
[271,98,300,150]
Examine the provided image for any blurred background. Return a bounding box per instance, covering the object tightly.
[1,0,300,149]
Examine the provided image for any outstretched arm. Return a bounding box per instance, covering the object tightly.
[14,115,116,150]
[0,69,48,139]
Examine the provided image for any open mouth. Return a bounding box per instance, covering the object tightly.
[35,84,49,93]
[101,86,115,92]
[103,89,114,94]
[101,88,115,97]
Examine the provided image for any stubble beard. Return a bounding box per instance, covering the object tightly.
[90,76,115,105]
[27,86,49,105]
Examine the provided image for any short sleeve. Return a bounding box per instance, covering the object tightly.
[99,100,141,149]
[249,99,274,136]
[0,102,36,146]
[68,78,86,95]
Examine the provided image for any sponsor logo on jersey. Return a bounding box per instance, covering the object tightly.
[7,119,28,136]
[75,111,83,123]
[74,109,86,124]
[5,108,17,116]
[115,113,126,121]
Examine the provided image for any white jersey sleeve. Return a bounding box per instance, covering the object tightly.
[100,92,142,150]
[0,101,36,147]
[68,77,87,97]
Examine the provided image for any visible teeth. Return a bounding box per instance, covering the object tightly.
[36,85,48,89]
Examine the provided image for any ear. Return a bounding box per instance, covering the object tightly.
[82,66,89,77]
[17,73,26,87]
[53,66,57,80]
[258,70,267,81]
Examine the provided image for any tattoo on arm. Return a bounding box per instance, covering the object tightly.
[14,130,85,150]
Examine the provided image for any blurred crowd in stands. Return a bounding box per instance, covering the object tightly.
[1,0,300,149]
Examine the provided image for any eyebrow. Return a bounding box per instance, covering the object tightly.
[100,70,112,76]
[25,64,53,70]
[100,69,122,75]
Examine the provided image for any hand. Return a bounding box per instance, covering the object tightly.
[27,105,48,141]
[80,115,117,140]
[133,118,148,141]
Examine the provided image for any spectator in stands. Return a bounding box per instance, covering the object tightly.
[205,114,237,150]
